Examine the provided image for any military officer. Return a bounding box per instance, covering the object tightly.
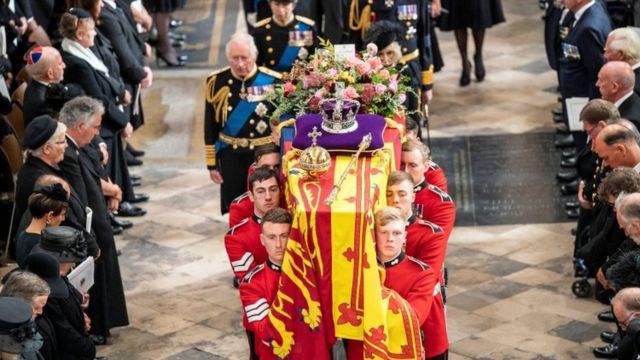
[252,0,317,73]
[239,207,292,360]
[225,168,281,283]
[204,32,281,214]
[243,0,272,31]
[349,0,433,103]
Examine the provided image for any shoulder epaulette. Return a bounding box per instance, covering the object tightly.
[255,17,272,28]
[407,256,430,271]
[295,15,315,26]
[207,66,230,80]
[227,218,249,235]
[259,66,283,80]
[417,218,443,233]
[242,263,265,283]
[429,161,441,170]
[232,191,250,204]
[428,184,452,202]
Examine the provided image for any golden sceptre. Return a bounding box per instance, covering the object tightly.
[324,133,372,206]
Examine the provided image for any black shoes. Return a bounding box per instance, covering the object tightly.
[126,144,145,157]
[129,193,149,204]
[90,334,109,345]
[567,208,579,219]
[600,331,616,344]
[474,53,485,82]
[598,310,616,323]
[112,225,123,235]
[593,343,618,358]
[565,201,579,209]
[561,157,577,168]
[118,202,147,217]
[110,214,133,229]
[557,170,578,182]
[131,175,142,182]
[460,60,471,87]
[555,134,575,148]
[552,106,562,117]
[556,124,570,134]
[126,151,144,166]
[562,148,577,158]
[561,180,579,195]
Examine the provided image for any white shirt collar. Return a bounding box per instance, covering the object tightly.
[614,90,635,108]
[634,162,640,173]
[573,1,595,26]
[103,0,116,9]
[632,62,640,70]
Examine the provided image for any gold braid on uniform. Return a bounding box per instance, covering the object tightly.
[206,75,231,127]
[349,0,372,38]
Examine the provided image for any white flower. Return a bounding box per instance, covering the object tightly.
[365,43,378,59]
[255,102,268,117]
[298,47,309,60]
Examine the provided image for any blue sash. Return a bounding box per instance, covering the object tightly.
[275,22,311,72]
[215,71,275,154]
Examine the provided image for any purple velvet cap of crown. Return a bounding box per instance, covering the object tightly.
[320,98,359,113]
[293,114,386,151]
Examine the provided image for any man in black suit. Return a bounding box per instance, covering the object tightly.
[597,61,640,129]
[558,0,611,149]
[603,27,640,95]
[23,46,66,125]
[58,96,129,345]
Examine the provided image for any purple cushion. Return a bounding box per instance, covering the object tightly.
[292,114,386,151]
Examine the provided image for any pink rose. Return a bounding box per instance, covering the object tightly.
[389,79,398,93]
[355,62,372,76]
[366,57,383,71]
[346,56,363,68]
[326,68,338,79]
[374,84,387,95]
[314,88,325,98]
[361,84,376,104]
[283,82,295,95]
[379,69,390,80]
[342,86,360,100]
[307,96,321,112]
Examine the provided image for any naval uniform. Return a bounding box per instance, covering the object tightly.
[204,66,280,214]
[224,214,268,281]
[252,15,318,73]
[349,0,434,93]
[239,260,282,360]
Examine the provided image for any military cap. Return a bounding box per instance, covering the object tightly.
[24,252,69,298]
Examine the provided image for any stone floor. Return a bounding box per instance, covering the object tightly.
[90,1,614,359]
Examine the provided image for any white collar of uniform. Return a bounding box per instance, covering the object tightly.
[103,0,117,9]
[633,62,640,70]
[559,8,569,24]
[573,0,596,26]
[614,90,634,109]
[634,162,640,173]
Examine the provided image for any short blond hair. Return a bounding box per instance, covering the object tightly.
[401,140,430,162]
[374,207,405,228]
[387,170,413,188]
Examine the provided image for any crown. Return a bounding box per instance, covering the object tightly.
[320,98,359,134]
[299,126,331,177]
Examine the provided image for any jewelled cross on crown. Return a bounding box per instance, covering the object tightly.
[308,126,322,146]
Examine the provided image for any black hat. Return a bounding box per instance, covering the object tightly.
[31,226,87,263]
[0,297,43,354]
[363,20,403,50]
[33,182,68,202]
[46,83,85,113]
[68,7,92,19]
[23,252,68,298]
[22,115,58,150]
[268,0,296,3]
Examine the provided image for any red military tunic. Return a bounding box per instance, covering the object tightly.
[405,215,449,358]
[239,260,281,360]
[229,191,254,228]
[413,180,455,238]
[224,215,267,281]
[424,161,448,193]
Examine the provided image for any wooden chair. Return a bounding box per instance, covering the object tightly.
[6,82,26,141]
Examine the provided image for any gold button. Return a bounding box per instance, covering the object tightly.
[228,79,233,85]
[270,60,275,65]
[266,35,272,41]
[266,24,271,29]
[294,24,299,30]
[249,132,255,137]
[228,93,232,97]
[228,105,233,111]
[406,22,411,27]
[371,11,375,16]
[268,48,274,53]
[403,48,408,52]
[249,119,255,124]
[405,35,410,40]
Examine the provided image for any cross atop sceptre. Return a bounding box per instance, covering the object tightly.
[308,126,322,146]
